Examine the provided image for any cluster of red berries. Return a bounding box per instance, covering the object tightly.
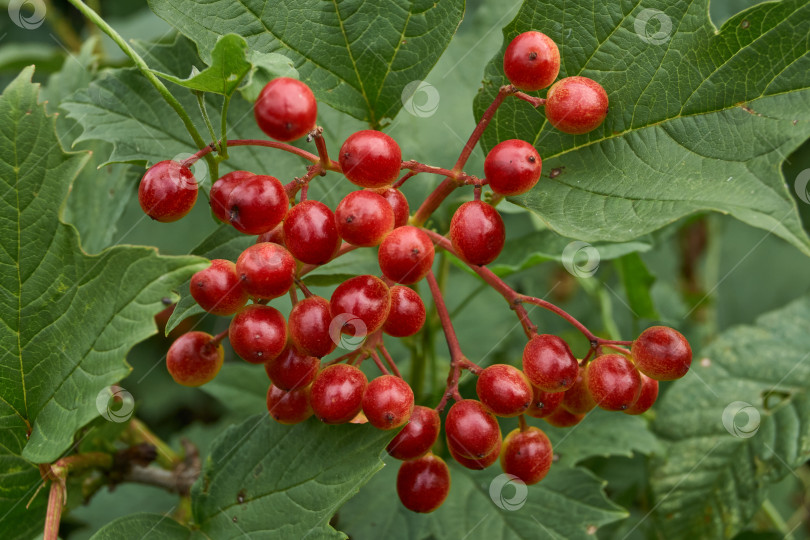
[142,31,682,514]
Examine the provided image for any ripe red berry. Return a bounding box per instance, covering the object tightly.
[235,243,296,300]
[544,407,585,427]
[449,437,501,470]
[256,223,285,246]
[631,326,692,381]
[266,384,313,424]
[445,399,501,459]
[330,275,391,336]
[310,363,368,424]
[545,76,609,135]
[503,31,560,91]
[624,373,659,415]
[264,344,320,391]
[288,296,337,358]
[362,375,414,430]
[339,130,402,188]
[396,453,450,513]
[189,259,248,316]
[138,160,197,222]
[254,77,317,142]
[561,364,596,414]
[386,405,440,460]
[449,201,505,266]
[166,332,224,386]
[227,174,289,235]
[500,427,553,485]
[228,305,287,364]
[378,226,435,284]
[476,364,532,417]
[525,386,564,419]
[335,190,394,246]
[483,139,542,196]
[522,334,578,392]
[283,200,340,265]
[383,286,426,337]
[210,170,252,223]
[587,354,642,411]
[374,187,410,228]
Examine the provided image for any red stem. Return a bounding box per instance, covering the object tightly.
[183,139,320,166]
[392,170,418,189]
[513,92,546,108]
[43,480,64,540]
[309,128,337,171]
[378,345,402,378]
[369,350,390,375]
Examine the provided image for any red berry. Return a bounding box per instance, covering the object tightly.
[362,375,414,430]
[227,174,289,235]
[283,200,340,265]
[166,332,223,386]
[545,76,609,135]
[138,160,197,222]
[476,364,532,417]
[330,275,391,336]
[256,223,285,246]
[235,243,296,300]
[561,364,596,414]
[449,436,501,470]
[264,344,320,391]
[383,286,426,337]
[396,453,450,513]
[310,363,368,424]
[374,187,410,228]
[386,405,440,460]
[228,305,287,364]
[266,384,313,424]
[445,399,501,459]
[624,373,659,415]
[483,139,542,196]
[586,354,642,411]
[335,190,394,247]
[525,386,564,419]
[339,130,402,188]
[631,326,692,381]
[449,201,505,266]
[522,334,578,392]
[503,31,560,91]
[189,259,248,316]
[254,77,317,142]
[378,226,435,284]
[288,296,337,358]
[500,427,553,485]
[210,170,252,223]
[544,407,584,428]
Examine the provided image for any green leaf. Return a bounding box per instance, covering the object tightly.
[199,363,267,418]
[474,0,810,256]
[148,0,465,125]
[91,513,194,539]
[302,247,380,288]
[191,415,392,538]
[615,253,659,320]
[339,462,627,539]
[649,295,810,537]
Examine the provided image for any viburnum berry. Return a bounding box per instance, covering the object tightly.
[288,296,337,358]
[544,407,585,428]
[189,259,248,316]
[310,363,368,424]
[335,190,395,246]
[561,364,596,414]
[631,326,692,381]
[138,160,197,222]
[383,286,426,337]
[500,427,553,485]
[266,384,313,425]
[545,76,609,135]
[484,139,542,196]
[374,187,410,228]
[166,331,223,386]
[227,174,289,235]
[256,223,285,246]
[330,275,391,336]
[386,405,440,460]
[254,77,317,142]
[476,364,532,417]
[445,399,501,459]
[235,243,296,300]
[503,31,560,91]
[378,226,435,284]
[449,201,505,266]
[264,344,320,391]
[396,453,450,513]
[449,437,500,470]
[339,130,402,188]
[210,170,252,223]
[525,386,564,419]
[522,334,579,392]
[624,372,659,415]
[362,375,414,430]
[228,305,287,364]
[283,200,340,265]
[587,354,642,411]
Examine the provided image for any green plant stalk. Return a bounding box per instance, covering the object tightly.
[220,94,232,159]
[197,93,219,151]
